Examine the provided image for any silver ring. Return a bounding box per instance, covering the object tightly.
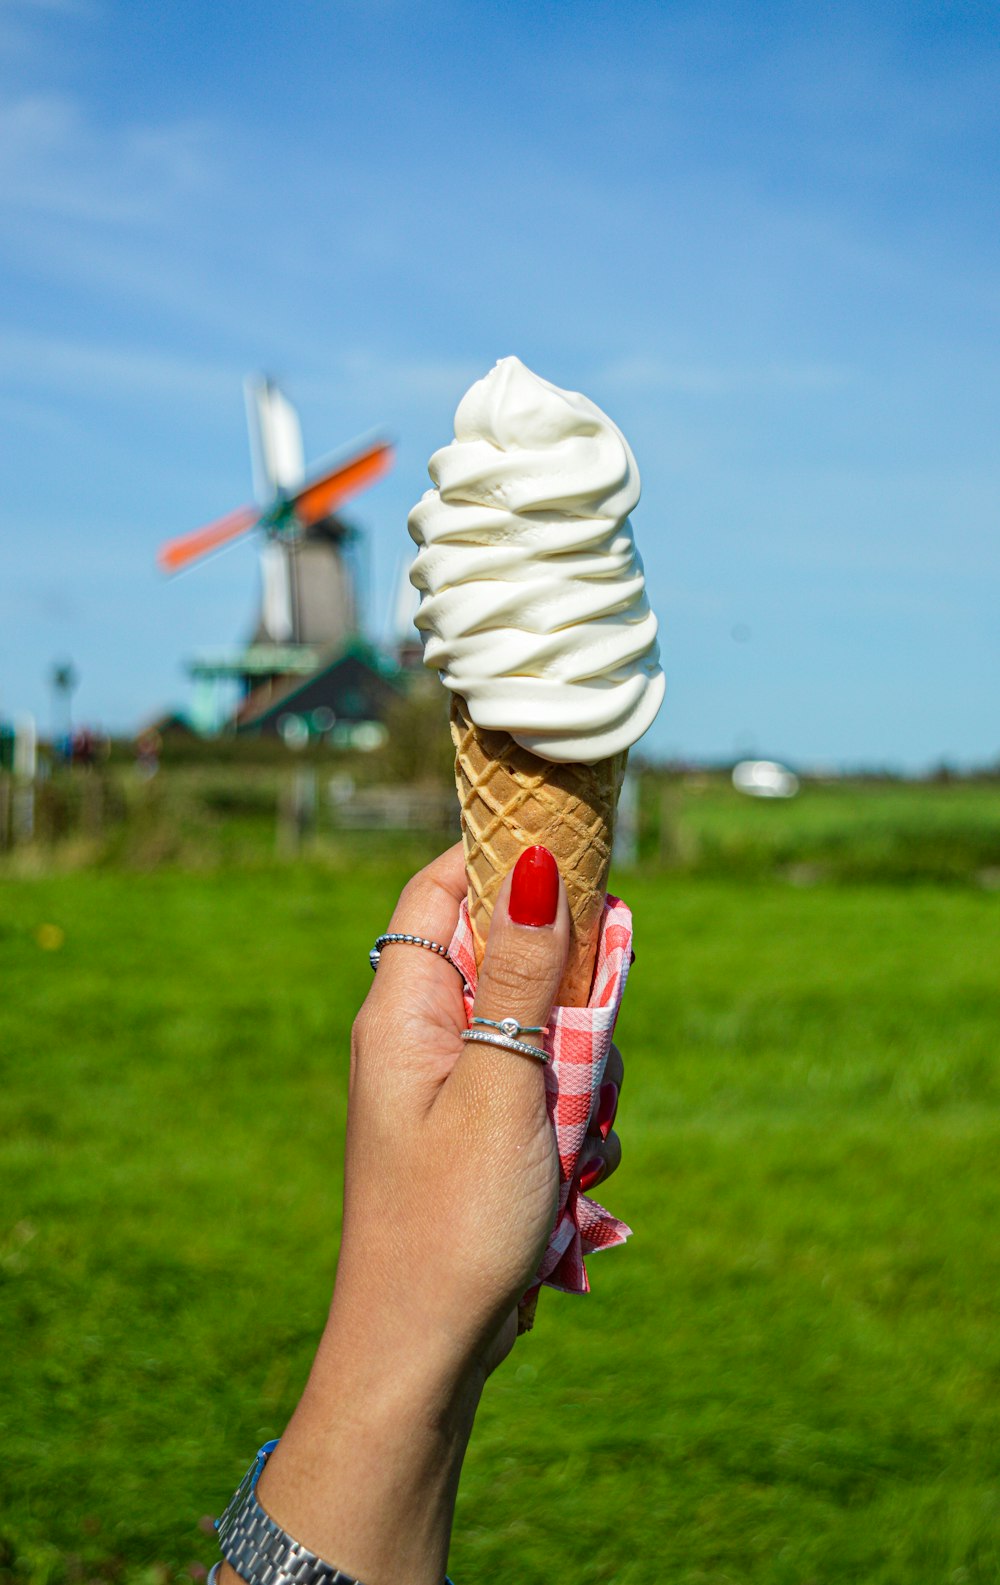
[370,933,463,979]
[471,1015,548,1039]
[461,1028,549,1064]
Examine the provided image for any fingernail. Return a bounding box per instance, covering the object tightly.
[597,1082,619,1140]
[579,1156,605,1192]
[509,845,559,927]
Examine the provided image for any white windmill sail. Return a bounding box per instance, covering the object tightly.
[259,540,294,642]
[244,376,305,500]
[388,552,420,644]
[244,376,305,644]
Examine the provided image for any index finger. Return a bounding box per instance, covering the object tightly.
[387,840,467,935]
[366,841,469,1024]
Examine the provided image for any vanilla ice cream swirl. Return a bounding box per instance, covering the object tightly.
[408,356,664,762]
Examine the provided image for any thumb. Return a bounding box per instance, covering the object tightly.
[450,846,569,1122]
[475,845,569,1050]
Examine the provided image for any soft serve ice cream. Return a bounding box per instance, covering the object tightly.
[408,356,664,763]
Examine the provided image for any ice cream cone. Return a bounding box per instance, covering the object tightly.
[450,693,627,1008]
[413,359,663,1338]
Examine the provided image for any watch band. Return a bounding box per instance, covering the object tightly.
[215,1440,454,1585]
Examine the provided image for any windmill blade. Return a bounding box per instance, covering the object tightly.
[291,439,395,529]
[157,502,260,574]
[244,375,305,504]
[259,540,294,642]
[386,550,420,645]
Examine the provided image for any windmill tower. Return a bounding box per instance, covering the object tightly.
[158,378,394,732]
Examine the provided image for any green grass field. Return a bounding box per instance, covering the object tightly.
[2,834,999,1582]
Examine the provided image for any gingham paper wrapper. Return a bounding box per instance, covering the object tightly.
[447,894,634,1294]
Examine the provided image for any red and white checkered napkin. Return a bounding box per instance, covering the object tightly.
[447,895,634,1295]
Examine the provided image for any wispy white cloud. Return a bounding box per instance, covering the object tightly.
[0,91,216,224]
[1,0,93,14]
[0,331,490,432]
[300,350,485,407]
[0,327,244,402]
[596,355,853,398]
[0,0,96,65]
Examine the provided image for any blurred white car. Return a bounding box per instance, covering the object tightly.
[732,759,800,799]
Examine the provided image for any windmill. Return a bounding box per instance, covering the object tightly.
[158,377,394,731]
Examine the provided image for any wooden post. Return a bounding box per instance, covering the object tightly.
[659,779,678,867]
[613,770,639,870]
[82,773,105,836]
[277,769,317,856]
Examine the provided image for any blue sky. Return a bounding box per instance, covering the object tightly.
[0,0,996,768]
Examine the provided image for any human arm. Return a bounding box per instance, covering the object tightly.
[218,842,623,1585]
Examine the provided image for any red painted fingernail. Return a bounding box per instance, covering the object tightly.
[509,845,559,927]
[597,1082,619,1141]
[579,1157,606,1192]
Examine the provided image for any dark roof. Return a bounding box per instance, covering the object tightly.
[236,643,403,735]
[137,710,198,739]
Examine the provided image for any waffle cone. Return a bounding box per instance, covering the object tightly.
[450,694,626,1007]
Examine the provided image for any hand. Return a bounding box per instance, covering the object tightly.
[340,839,570,1377]
[231,842,624,1585]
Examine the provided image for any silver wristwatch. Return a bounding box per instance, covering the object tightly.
[215,1440,454,1585]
